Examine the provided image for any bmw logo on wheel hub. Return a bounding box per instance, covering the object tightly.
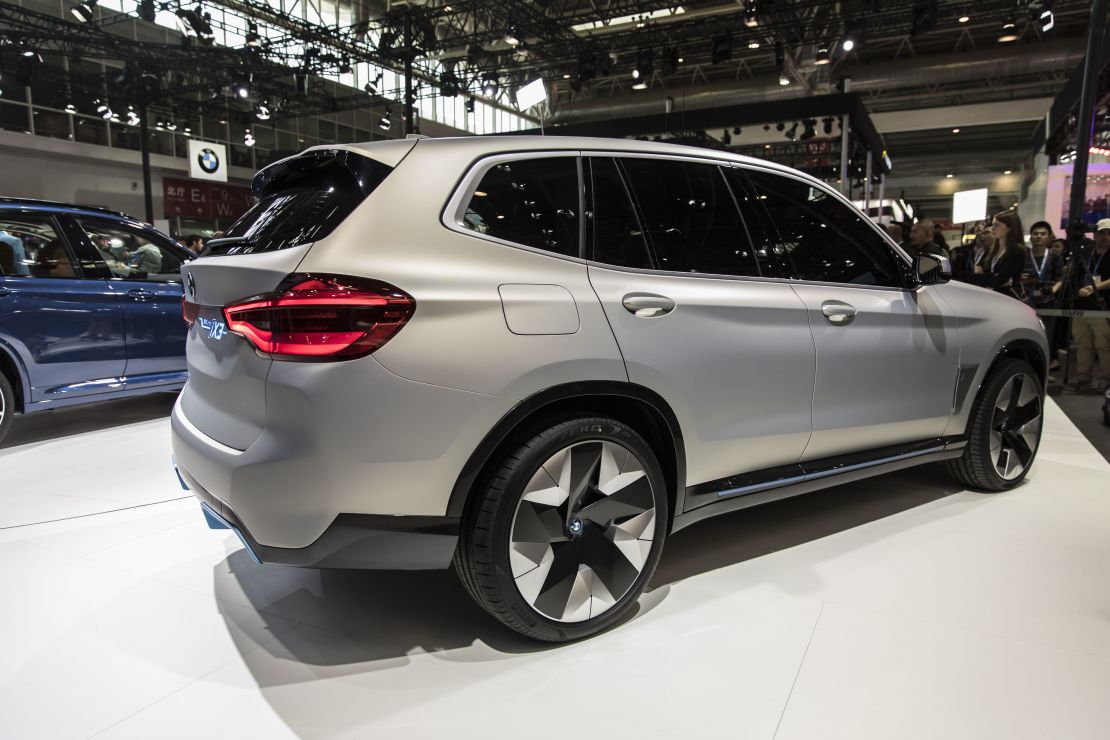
[197,148,220,174]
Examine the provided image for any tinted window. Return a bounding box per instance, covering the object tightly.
[589,158,651,269]
[461,157,580,257]
[0,215,76,278]
[214,151,392,255]
[77,218,185,282]
[620,158,760,277]
[741,169,904,287]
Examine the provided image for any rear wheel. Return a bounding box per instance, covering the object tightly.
[454,416,668,642]
[0,372,13,445]
[948,358,1044,491]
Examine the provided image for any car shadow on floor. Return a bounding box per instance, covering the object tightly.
[0,393,177,449]
[215,462,968,677]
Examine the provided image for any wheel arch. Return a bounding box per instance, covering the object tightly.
[995,339,1048,390]
[447,381,686,527]
[0,340,28,413]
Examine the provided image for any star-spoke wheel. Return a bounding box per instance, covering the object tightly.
[989,372,1042,481]
[509,439,657,623]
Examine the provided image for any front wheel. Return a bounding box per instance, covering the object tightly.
[948,358,1044,491]
[454,417,668,642]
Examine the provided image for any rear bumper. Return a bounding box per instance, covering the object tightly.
[177,464,459,570]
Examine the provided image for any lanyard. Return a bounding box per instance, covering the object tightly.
[1090,250,1106,278]
[1032,249,1049,278]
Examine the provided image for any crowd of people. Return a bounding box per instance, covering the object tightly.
[888,215,1110,393]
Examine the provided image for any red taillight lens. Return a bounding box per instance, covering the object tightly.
[223,274,415,360]
[182,296,199,327]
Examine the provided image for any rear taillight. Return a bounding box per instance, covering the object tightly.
[222,274,415,360]
[182,296,198,327]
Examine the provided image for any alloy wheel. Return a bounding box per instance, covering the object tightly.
[990,372,1042,480]
[508,440,657,623]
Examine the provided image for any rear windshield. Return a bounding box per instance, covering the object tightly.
[207,150,393,256]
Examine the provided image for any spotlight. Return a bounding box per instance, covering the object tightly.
[244,129,255,146]
[165,120,177,131]
[137,0,156,22]
[779,73,790,86]
[952,127,960,133]
[504,24,520,48]
[1038,9,1054,32]
[732,126,742,135]
[842,37,855,52]
[633,48,653,80]
[743,1,759,27]
[632,81,648,91]
[775,121,785,131]
[255,102,271,121]
[465,96,475,113]
[176,7,214,41]
[364,73,382,95]
[439,69,462,97]
[748,40,761,49]
[822,116,834,134]
[998,17,1018,42]
[480,72,499,98]
[786,122,798,141]
[126,106,140,126]
[94,98,113,119]
[378,108,392,130]
[815,44,830,64]
[231,75,250,99]
[71,0,98,23]
[1003,169,1012,175]
[958,14,970,23]
[722,129,732,145]
[183,127,191,136]
[245,21,262,47]
[945,172,954,178]
[800,119,817,141]
[65,103,77,114]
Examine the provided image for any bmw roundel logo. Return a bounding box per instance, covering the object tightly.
[198,148,220,174]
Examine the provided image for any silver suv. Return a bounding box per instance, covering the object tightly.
[173,137,1047,641]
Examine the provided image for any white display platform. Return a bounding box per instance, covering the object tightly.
[1,397,1107,740]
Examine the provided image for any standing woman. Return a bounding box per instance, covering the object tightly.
[974,210,1027,299]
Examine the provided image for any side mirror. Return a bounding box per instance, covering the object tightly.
[915,253,951,286]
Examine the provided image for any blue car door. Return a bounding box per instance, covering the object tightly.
[71,216,192,388]
[0,211,125,404]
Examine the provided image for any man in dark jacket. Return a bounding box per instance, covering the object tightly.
[908,219,946,258]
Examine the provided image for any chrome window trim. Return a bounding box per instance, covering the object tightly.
[440,150,588,263]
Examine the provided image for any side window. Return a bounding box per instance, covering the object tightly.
[741,169,904,288]
[0,215,77,278]
[460,157,580,257]
[619,157,761,277]
[76,219,185,282]
[588,158,651,269]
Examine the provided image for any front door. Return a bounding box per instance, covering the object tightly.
[0,212,125,402]
[736,167,959,460]
[584,156,815,495]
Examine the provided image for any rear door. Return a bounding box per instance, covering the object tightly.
[0,211,125,402]
[584,155,815,501]
[73,216,191,386]
[734,166,959,459]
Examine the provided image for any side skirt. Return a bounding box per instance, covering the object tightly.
[671,437,967,533]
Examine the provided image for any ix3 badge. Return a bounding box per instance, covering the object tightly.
[198,317,227,341]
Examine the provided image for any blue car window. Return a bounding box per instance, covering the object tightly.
[0,215,75,278]
[76,218,184,283]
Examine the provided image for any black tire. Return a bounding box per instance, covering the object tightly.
[0,371,14,446]
[454,416,669,642]
[947,358,1044,491]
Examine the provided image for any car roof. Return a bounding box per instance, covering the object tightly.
[0,197,141,223]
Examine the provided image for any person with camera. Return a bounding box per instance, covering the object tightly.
[1070,219,1110,393]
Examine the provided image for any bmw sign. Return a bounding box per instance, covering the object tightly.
[187,139,228,182]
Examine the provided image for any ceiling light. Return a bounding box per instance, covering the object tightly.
[64,103,77,114]
[243,129,255,146]
[571,7,685,33]
[779,73,790,86]
[958,15,970,23]
[94,99,113,119]
[245,21,262,47]
[378,108,392,130]
[504,24,520,48]
[743,2,759,27]
[231,75,250,99]
[842,38,855,52]
[71,0,98,23]
[945,173,954,178]
[1003,169,1012,174]
[815,45,830,64]
[465,96,475,113]
[786,122,798,140]
[481,72,500,98]
[1038,9,1054,32]
[255,102,271,121]
[952,128,960,133]
[800,119,817,140]
[998,18,1018,42]
[631,81,648,90]
[748,40,761,49]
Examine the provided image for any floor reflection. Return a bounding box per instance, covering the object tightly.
[1,392,176,448]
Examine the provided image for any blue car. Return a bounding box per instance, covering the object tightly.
[0,198,194,443]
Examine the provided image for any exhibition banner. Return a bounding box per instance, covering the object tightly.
[163,177,253,221]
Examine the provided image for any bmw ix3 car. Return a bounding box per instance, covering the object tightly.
[0,199,193,444]
[172,137,1047,641]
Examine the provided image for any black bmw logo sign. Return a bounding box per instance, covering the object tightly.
[198,148,220,174]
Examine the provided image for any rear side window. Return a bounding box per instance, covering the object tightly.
[211,151,392,256]
[460,157,580,257]
[619,157,761,277]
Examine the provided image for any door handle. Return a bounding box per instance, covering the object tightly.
[821,301,857,325]
[622,293,676,318]
[127,288,154,300]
